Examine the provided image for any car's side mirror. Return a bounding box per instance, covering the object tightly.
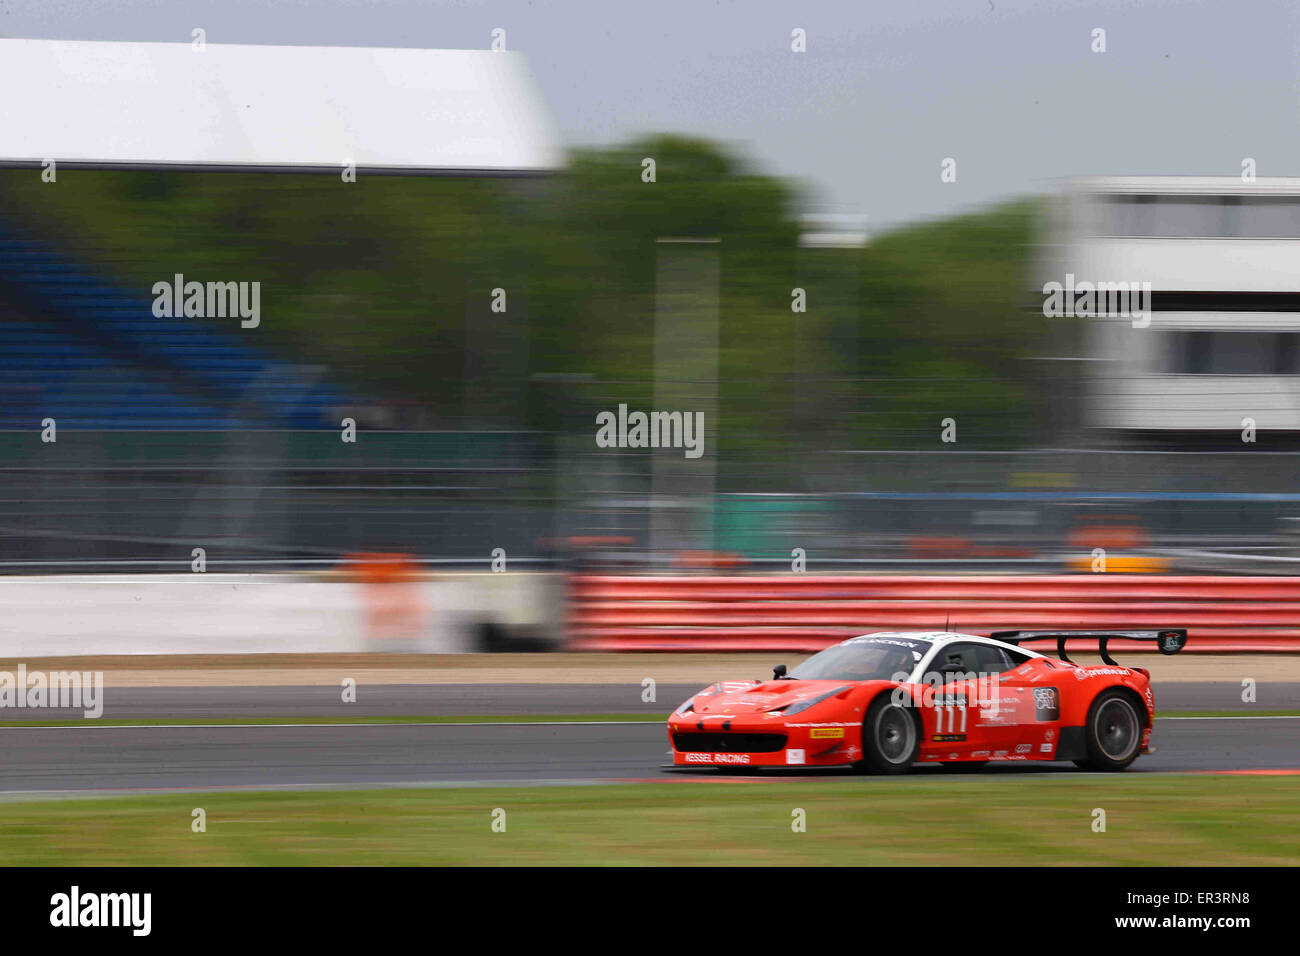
[773,664,788,679]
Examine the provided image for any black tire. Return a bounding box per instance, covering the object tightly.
[942,761,987,772]
[857,695,921,774]
[1073,689,1144,771]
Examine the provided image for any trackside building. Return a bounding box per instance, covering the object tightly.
[1045,176,1300,435]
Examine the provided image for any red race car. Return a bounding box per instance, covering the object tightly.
[666,628,1187,773]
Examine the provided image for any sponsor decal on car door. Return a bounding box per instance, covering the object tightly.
[996,660,1063,757]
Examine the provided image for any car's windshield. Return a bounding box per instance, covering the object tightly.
[788,638,926,681]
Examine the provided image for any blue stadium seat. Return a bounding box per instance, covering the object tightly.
[0,221,351,429]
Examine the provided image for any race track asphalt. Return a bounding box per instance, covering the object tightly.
[0,715,1295,794]
[0,681,1296,721]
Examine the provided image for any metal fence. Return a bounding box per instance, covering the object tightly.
[5,431,1300,573]
[0,430,556,570]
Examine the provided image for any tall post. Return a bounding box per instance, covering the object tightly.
[651,238,719,564]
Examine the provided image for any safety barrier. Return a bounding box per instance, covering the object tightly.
[0,571,565,657]
[569,575,1300,652]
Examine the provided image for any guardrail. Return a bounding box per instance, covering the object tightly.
[569,575,1300,652]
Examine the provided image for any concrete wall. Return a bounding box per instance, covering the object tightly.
[0,572,566,657]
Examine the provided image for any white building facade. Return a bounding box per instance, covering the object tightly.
[1047,176,1300,434]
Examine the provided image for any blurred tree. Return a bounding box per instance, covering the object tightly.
[0,140,1046,464]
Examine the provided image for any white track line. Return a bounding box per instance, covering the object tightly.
[1158,714,1300,720]
[0,719,662,730]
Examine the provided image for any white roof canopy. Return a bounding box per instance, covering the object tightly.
[0,39,563,175]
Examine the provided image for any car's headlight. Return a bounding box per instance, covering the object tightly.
[770,686,849,717]
[675,698,696,715]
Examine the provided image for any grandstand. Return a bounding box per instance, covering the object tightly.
[0,38,560,433]
[0,38,562,567]
[0,222,345,429]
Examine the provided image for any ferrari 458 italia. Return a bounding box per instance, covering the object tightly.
[666,628,1187,773]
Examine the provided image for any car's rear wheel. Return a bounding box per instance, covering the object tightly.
[1073,689,1144,771]
[857,696,920,774]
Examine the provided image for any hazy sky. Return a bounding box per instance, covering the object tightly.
[3,0,1298,231]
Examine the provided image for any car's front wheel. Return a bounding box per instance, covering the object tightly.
[857,696,920,774]
[1073,689,1144,771]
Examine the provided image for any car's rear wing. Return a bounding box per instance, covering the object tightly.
[989,629,1187,665]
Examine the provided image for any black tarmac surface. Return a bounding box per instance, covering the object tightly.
[0,711,1294,794]
[0,681,1294,722]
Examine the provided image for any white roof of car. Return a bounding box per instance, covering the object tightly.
[845,631,968,643]
[842,631,1044,657]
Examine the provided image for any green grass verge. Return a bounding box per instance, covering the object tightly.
[0,776,1295,865]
